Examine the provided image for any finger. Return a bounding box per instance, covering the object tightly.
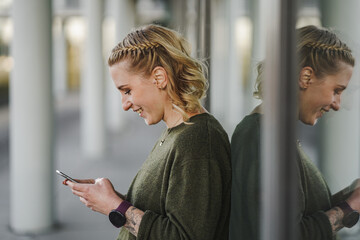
[74,179,95,184]
[66,181,86,191]
[62,179,68,185]
[66,180,75,188]
[79,196,87,205]
[72,189,84,198]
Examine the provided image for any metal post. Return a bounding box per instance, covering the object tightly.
[261,0,298,239]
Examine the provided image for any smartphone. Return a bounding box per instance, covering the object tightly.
[56,170,79,183]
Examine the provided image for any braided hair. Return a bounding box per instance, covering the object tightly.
[108,25,208,121]
[254,25,355,100]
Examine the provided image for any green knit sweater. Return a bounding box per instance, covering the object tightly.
[117,113,231,240]
[229,113,335,240]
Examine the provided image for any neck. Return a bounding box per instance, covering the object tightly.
[163,106,184,128]
[164,106,207,128]
[251,103,263,114]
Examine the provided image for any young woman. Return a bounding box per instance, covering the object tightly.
[63,24,231,240]
[230,25,360,240]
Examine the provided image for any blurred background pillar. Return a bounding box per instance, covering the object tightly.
[226,0,246,132]
[210,0,228,128]
[53,17,68,100]
[320,0,360,226]
[196,0,211,110]
[105,0,135,132]
[10,0,54,234]
[81,0,105,158]
[185,0,198,57]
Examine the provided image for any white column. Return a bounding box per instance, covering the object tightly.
[320,0,360,194]
[186,0,198,58]
[53,17,67,99]
[247,0,266,108]
[10,0,54,234]
[227,0,245,132]
[210,0,229,128]
[81,0,105,158]
[105,0,134,132]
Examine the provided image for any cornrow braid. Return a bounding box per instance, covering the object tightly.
[305,42,352,55]
[108,41,160,65]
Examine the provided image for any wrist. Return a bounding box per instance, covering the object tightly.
[108,198,123,215]
[337,201,359,228]
[108,200,133,228]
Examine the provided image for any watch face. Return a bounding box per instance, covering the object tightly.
[109,210,126,228]
[343,211,360,228]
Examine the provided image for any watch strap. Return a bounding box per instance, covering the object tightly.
[337,201,360,228]
[116,200,133,216]
[337,201,353,216]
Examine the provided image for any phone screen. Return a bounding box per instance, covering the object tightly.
[56,170,79,183]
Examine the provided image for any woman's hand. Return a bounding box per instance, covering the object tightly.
[65,178,123,215]
[346,185,360,212]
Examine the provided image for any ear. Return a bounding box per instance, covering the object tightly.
[299,66,314,90]
[151,66,168,89]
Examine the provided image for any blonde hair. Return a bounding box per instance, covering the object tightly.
[254,25,355,99]
[108,24,208,121]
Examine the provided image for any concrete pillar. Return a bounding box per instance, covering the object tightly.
[105,0,134,132]
[185,0,198,58]
[81,0,105,158]
[53,17,67,99]
[247,0,266,109]
[320,0,360,198]
[227,0,245,132]
[10,0,54,234]
[210,0,228,129]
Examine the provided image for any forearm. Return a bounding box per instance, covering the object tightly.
[124,206,144,237]
[325,207,344,236]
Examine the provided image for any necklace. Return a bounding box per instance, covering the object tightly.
[159,116,183,146]
[160,129,171,146]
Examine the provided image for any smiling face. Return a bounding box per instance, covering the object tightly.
[109,60,170,126]
[298,62,354,125]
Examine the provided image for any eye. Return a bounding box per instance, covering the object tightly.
[334,89,343,95]
[124,89,131,95]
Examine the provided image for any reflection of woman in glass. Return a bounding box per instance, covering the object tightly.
[230,25,359,240]
[64,24,231,240]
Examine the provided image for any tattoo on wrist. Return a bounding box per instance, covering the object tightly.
[326,207,344,235]
[124,206,144,237]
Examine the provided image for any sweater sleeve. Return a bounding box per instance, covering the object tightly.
[136,125,231,240]
[297,156,334,240]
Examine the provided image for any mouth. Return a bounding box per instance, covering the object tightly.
[320,108,328,116]
[134,108,143,116]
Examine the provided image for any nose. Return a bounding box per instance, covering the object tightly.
[331,95,341,111]
[122,95,132,111]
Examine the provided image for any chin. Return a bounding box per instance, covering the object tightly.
[144,118,160,126]
[300,117,317,126]
[311,119,318,126]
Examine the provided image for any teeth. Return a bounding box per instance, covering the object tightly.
[136,109,143,115]
[320,109,325,114]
